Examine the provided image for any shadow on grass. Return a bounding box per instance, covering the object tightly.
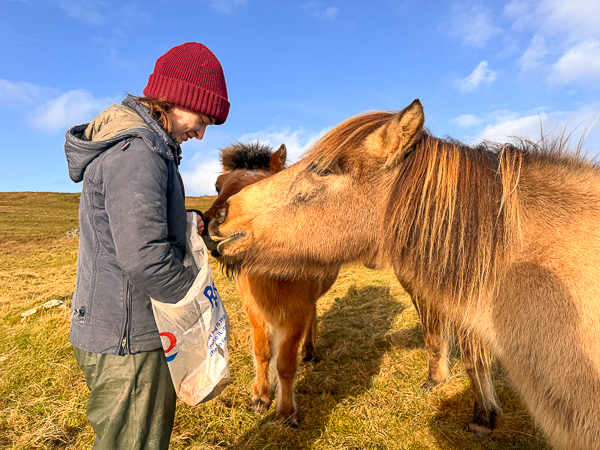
[429,370,550,450]
[229,284,406,449]
[388,323,425,350]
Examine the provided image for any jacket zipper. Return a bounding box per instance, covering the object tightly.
[118,279,131,355]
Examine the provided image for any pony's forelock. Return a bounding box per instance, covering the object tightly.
[221,141,277,172]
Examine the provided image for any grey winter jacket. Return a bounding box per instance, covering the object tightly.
[65,95,195,355]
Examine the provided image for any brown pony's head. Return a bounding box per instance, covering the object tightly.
[209,100,426,279]
[202,141,286,257]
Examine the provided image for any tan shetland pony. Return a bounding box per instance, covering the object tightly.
[204,144,498,432]
[202,142,339,425]
[210,100,600,449]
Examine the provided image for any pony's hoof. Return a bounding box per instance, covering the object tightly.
[251,398,271,414]
[301,351,320,363]
[277,413,299,428]
[469,409,496,437]
[468,421,493,437]
[420,379,440,390]
[301,346,319,362]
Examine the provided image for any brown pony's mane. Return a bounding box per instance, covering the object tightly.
[221,141,280,172]
[304,110,597,306]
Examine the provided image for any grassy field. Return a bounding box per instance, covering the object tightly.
[0,192,550,449]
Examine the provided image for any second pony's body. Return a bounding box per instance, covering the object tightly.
[203,142,338,425]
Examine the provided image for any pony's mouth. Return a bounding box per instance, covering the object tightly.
[212,231,247,254]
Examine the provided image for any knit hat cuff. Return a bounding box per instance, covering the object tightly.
[144,74,230,125]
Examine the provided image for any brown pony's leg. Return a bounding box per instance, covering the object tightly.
[411,296,450,389]
[300,301,318,362]
[301,273,337,362]
[273,322,305,426]
[459,335,501,436]
[239,276,273,414]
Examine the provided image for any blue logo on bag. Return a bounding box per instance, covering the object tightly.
[203,283,220,308]
[160,332,178,362]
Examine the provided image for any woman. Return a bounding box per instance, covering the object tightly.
[64,42,229,449]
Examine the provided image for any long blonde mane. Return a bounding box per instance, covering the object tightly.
[385,133,523,304]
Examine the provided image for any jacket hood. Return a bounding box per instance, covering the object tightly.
[64,95,182,183]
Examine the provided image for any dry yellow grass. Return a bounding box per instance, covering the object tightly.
[0,192,549,449]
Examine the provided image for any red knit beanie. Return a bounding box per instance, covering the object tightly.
[143,42,230,125]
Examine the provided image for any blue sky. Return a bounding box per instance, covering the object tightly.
[2,0,600,195]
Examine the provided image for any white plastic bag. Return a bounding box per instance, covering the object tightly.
[151,212,230,406]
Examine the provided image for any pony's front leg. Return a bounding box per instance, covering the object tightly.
[459,335,500,436]
[301,272,337,362]
[300,300,318,362]
[244,301,273,414]
[274,323,304,426]
[412,296,450,389]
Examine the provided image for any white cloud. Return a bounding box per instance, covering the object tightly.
[209,0,247,14]
[454,61,497,93]
[506,0,600,43]
[180,158,223,197]
[450,4,501,47]
[537,0,600,43]
[452,114,483,128]
[518,34,547,72]
[507,0,600,85]
[475,106,600,156]
[503,0,533,30]
[479,113,550,144]
[551,39,600,85]
[29,89,118,132]
[0,79,59,106]
[301,2,338,19]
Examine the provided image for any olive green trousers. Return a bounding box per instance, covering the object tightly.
[73,346,176,450]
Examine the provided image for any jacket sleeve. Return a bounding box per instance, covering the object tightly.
[103,140,195,303]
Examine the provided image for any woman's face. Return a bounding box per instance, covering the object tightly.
[170,106,215,144]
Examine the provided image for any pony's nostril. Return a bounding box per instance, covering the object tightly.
[215,202,229,224]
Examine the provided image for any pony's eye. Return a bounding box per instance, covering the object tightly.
[215,185,221,194]
[319,162,345,176]
[306,161,343,177]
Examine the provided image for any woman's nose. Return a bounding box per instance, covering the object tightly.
[195,126,206,140]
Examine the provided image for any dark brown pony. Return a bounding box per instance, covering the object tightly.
[203,142,338,425]
[210,100,600,449]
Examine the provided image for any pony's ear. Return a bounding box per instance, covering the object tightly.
[270,144,287,173]
[365,99,424,167]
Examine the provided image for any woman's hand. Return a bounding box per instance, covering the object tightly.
[187,211,205,235]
